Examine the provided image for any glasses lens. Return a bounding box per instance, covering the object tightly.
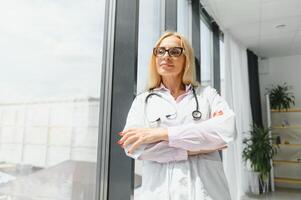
[154,47,166,57]
[169,47,182,57]
[153,47,183,57]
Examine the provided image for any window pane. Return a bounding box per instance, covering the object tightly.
[177,0,191,41]
[136,0,162,94]
[134,0,161,199]
[200,20,213,86]
[0,1,105,199]
[220,39,225,97]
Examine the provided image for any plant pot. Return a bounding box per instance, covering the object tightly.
[259,175,270,194]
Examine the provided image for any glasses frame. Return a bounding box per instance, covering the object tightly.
[153,47,184,57]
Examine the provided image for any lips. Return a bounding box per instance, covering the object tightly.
[160,62,173,67]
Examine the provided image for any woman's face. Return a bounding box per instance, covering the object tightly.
[155,36,186,78]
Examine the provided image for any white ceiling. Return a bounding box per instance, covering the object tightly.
[201,0,301,58]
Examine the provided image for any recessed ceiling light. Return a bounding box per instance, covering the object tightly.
[275,24,286,29]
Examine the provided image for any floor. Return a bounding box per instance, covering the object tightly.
[133,187,301,200]
[242,188,301,200]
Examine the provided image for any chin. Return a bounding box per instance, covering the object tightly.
[158,69,172,76]
[159,72,180,78]
[157,67,182,77]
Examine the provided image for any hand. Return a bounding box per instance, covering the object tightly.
[212,110,224,118]
[187,146,227,156]
[118,128,168,154]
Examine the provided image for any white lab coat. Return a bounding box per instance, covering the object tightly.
[123,85,236,200]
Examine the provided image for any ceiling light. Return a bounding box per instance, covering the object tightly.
[275,24,286,29]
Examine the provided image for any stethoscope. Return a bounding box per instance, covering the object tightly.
[144,87,202,124]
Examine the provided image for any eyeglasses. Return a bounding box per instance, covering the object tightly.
[153,47,184,57]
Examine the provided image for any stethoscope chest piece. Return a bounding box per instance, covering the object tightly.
[192,110,202,120]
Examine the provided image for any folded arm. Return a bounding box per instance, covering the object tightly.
[168,87,236,151]
[120,87,235,163]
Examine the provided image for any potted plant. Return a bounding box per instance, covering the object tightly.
[242,124,278,194]
[266,83,295,111]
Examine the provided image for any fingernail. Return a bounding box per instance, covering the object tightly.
[117,140,123,145]
[118,132,123,136]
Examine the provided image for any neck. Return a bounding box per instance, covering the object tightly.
[161,76,185,98]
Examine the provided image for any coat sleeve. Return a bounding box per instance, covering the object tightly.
[167,86,236,151]
[122,94,188,163]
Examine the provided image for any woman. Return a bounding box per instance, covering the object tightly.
[118,32,235,200]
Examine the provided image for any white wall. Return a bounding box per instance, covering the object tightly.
[259,54,301,189]
[259,54,301,126]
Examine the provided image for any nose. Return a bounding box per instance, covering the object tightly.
[162,51,171,59]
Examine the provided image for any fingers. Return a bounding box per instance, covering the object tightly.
[121,128,135,135]
[118,128,142,143]
[212,110,224,118]
[127,138,144,154]
[122,128,149,135]
[117,128,159,154]
[119,131,136,144]
[117,128,146,151]
[123,135,141,147]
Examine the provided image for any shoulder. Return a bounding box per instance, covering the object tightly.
[195,85,218,99]
[132,91,150,105]
[135,90,150,99]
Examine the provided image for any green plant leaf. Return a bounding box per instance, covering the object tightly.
[266,83,295,111]
[242,124,279,179]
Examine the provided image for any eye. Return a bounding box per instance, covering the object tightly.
[156,47,166,56]
[169,47,182,57]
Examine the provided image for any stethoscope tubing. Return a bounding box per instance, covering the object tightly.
[145,87,202,122]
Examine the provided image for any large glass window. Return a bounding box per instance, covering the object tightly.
[136,0,162,94]
[0,1,105,199]
[200,19,213,86]
[177,0,191,41]
[134,0,162,199]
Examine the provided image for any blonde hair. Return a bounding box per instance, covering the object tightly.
[147,31,198,90]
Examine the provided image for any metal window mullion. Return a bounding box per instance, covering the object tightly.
[160,0,166,33]
[96,0,116,199]
[165,0,177,31]
[200,3,213,30]
[191,0,200,82]
[108,0,139,198]
[107,0,139,199]
[212,22,220,93]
